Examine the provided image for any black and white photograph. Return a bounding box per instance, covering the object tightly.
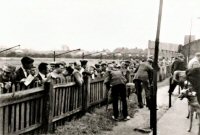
[0,0,200,135]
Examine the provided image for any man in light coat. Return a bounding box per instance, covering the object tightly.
[188,52,200,69]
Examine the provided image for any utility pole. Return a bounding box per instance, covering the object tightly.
[53,48,81,61]
[53,51,56,61]
[82,50,105,59]
[150,0,163,135]
[188,18,193,63]
[0,45,21,54]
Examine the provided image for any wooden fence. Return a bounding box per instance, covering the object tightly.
[0,65,171,135]
[0,76,107,135]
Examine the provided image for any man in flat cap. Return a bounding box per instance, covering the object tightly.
[0,65,16,93]
[15,56,35,82]
[133,58,153,109]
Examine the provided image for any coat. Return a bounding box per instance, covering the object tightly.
[186,68,200,104]
[15,67,27,82]
[188,57,200,69]
[104,69,127,87]
[133,62,153,82]
[171,59,187,74]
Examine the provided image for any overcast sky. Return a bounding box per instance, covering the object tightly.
[0,0,200,51]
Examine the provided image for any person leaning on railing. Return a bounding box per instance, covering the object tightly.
[0,65,16,93]
[65,63,83,87]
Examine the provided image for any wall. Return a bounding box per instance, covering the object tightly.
[180,39,200,60]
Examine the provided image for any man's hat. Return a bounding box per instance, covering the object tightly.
[101,62,107,66]
[147,58,153,63]
[2,65,14,73]
[80,60,88,66]
[95,64,100,68]
[21,56,34,65]
[98,60,102,64]
[124,60,131,65]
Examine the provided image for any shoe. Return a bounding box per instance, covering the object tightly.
[111,116,118,121]
[124,116,131,121]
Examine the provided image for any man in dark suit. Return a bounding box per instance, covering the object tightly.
[15,56,34,82]
[37,62,49,83]
[168,54,187,94]
[133,58,153,108]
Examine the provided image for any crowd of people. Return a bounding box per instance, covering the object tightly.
[0,55,174,121]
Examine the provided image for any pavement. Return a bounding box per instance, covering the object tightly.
[150,91,199,135]
[103,79,182,135]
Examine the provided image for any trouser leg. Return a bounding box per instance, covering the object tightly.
[111,86,119,118]
[142,81,151,108]
[134,80,143,106]
[119,84,128,118]
[168,77,178,93]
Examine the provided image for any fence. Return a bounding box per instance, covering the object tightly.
[0,75,107,135]
[0,65,172,135]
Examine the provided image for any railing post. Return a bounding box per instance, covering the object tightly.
[0,86,3,135]
[169,92,172,108]
[42,82,54,133]
[82,75,91,113]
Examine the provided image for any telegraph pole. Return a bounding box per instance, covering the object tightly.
[82,50,105,59]
[53,48,81,61]
[150,0,163,135]
[0,45,21,54]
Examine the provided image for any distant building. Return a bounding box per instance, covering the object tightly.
[184,35,195,45]
[180,39,200,61]
[148,40,179,60]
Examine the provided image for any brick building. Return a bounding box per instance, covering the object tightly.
[179,39,200,61]
[148,40,179,60]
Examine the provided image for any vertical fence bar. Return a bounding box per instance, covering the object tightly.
[82,76,90,113]
[43,82,54,133]
[0,107,3,135]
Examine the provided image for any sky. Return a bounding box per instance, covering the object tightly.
[0,0,200,52]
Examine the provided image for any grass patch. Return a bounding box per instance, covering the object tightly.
[54,93,138,135]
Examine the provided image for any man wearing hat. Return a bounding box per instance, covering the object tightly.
[188,52,200,69]
[0,65,15,93]
[121,60,131,83]
[168,53,187,94]
[15,56,35,82]
[80,60,88,74]
[133,58,153,109]
[95,64,101,74]
[80,60,92,77]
